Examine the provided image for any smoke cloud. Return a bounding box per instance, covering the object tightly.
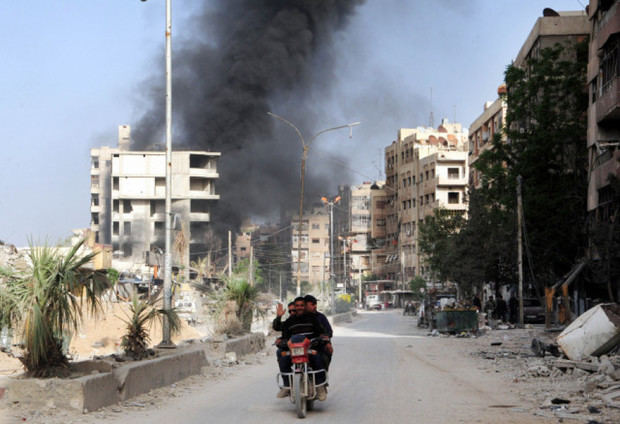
[132,0,365,234]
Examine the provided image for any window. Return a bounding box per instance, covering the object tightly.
[124,222,131,235]
[123,200,133,213]
[419,173,423,182]
[448,167,459,179]
[240,247,247,252]
[402,201,407,210]
[123,243,132,257]
[430,169,435,178]
[113,221,119,235]
[600,35,619,94]
[448,192,459,204]
[412,199,416,208]
[377,218,386,227]
[312,224,320,230]
[312,238,320,244]
[420,196,423,206]
[91,157,99,169]
[113,177,119,190]
[113,199,119,213]
[375,200,386,209]
[91,213,99,225]
[91,194,99,206]
[91,175,99,188]
[425,171,429,180]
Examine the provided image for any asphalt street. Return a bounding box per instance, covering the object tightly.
[76,310,551,423]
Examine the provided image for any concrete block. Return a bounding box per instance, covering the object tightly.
[118,346,208,400]
[81,372,120,412]
[223,333,265,357]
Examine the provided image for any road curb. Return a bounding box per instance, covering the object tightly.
[0,332,265,413]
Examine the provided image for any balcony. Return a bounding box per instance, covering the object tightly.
[189,168,219,178]
[189,191,220,200]
[190,212,210,222]
[90,204,101,213]
[437,175,468,186]
[597,76,620,124]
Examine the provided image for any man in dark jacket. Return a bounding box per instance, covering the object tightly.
[304,295,333,370]
[276,297,328,400]
[273,301,295,332]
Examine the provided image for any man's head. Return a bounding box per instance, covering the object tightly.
[294,297,306,315]
[304,295,317,313]
[287,301,296,316]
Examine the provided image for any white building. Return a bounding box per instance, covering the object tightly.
[90,125,220,272]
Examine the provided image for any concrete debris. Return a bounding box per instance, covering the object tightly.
[528,365,551,377]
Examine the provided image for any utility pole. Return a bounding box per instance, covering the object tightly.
[343,238,347,294]
[228,230,232,278]
[279,271,282,301]
[249,245,254,286]
[517,175,524,326]
[158,0,174,348]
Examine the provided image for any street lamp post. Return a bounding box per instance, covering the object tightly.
[143,0,174,348]
[322,195,341,309]
[267,112,359,297]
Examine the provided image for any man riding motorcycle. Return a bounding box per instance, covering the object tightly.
[303,295,333,370]
[276,297,329,400]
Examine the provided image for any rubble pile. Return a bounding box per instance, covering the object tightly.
[474,327,620,423]
[0,243,28,273]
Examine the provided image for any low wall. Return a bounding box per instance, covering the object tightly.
[0,333,265,413]
[330,310,357,325]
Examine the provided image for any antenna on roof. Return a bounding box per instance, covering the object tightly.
[429,88,434,128]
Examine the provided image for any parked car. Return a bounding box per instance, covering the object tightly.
[365,294,382,310]
[523,298,545,323]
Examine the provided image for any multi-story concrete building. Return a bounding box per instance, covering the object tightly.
[291,208,330,289]
[468,87,507,189]
[90,125,220,272]
[345,182,373,293]
[382,119,469,285]
[586,0,620,222]
[369,182,388,279]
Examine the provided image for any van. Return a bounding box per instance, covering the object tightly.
[365,294,382,310]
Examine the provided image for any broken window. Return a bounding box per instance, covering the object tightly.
[189,154,211,169]
[123,200,133,213]
[448,192,460,204]
[191,199,210,213]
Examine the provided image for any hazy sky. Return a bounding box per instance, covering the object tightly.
[0,0,585,246]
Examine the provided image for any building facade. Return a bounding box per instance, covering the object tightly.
[90,125,220,272]
[381,119,469,285]
[587,0,620,221]
[291,208,330,289]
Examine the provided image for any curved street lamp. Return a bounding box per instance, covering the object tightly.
[268,112,360,297]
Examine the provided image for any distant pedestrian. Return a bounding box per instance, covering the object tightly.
[472,295,481,311]
[496,295,507,322]
[509,295,518,323]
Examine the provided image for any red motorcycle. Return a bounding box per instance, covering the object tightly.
[277,335,328,418]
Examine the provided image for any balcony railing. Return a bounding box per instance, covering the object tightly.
[597,76,620,124]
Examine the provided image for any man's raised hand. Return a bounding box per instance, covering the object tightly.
[276,302,285,317]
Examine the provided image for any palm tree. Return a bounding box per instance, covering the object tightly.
[190,256,210,282]
[119,294,181,360]
[0,240,110,376]
[223,275,258,332]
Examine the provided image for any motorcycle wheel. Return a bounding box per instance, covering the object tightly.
[294,373,307,418]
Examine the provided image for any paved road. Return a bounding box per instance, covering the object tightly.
[81,310,550,423]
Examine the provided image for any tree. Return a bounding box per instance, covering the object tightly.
[409,276,426,299]
[0,240,111,376]
[475,40,588,288]
[418,208,465,283]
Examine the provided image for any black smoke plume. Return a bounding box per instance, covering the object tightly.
[132,0,365,235]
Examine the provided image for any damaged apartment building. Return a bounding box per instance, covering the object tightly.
[90,125,220,272]
[381,119,469,285]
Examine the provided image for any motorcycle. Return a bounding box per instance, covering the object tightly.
[276,335,328,418]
